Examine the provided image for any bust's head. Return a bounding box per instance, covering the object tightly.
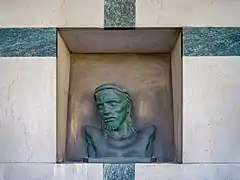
[94,83,133,132]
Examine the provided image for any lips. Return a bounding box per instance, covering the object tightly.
[104,117,115,122]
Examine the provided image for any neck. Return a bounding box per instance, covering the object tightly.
[107,118,135,138]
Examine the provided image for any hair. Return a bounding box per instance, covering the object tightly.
[94,83,132,104]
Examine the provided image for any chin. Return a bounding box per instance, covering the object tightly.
[105,123,120,131]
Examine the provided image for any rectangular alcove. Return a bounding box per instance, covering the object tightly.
[57,28,182,163]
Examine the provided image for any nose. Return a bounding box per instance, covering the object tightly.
[103,105,111,115]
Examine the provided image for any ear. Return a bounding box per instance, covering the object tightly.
[127,103,131,113]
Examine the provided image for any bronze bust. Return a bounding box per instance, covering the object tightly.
[84,84,156,162]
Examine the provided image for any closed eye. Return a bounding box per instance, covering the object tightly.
[111,101,118,106]
[97,104,104,110]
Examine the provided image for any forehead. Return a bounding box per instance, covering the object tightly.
[95,89,122,101]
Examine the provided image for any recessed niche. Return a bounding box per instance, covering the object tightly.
[57,28,182,163]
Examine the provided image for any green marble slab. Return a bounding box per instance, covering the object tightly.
[183,27,240,56]
[104,0,135,28]
[0,28,56,57]
[104,164,135,180]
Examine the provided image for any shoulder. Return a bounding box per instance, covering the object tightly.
[84,125,102,137]
[138,125,156,137]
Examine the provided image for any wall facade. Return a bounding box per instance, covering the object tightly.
[0,1,240,180]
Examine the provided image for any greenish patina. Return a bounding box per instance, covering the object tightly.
[84,83,156,162]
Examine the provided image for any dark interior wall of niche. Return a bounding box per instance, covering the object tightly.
[65,54,175,162]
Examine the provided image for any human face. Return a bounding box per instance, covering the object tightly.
[95,89,129,131]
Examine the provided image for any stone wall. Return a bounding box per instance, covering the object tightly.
[0,0,240,180]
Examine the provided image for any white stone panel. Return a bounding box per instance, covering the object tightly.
[0,163,103,180]
[57,0,104,27]
[0,0,58,27]
[135,164,240,180]
[55,164,103,180]
[0,0,104,27]
[136,0,240,27]
[183,56,240,163]
[0,57,56,162]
